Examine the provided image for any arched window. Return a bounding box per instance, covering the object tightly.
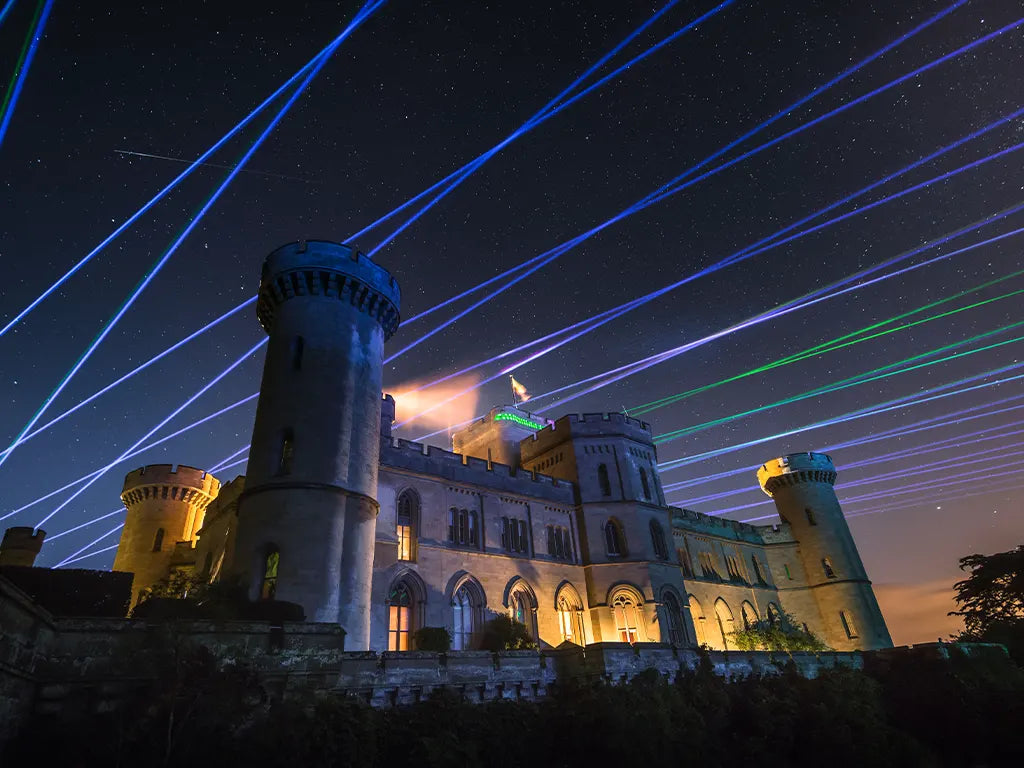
[448,507,479,548]
[261,549,279,600]
[396,490,418,562]
[451,578,484,650]
[508,581,537,642]
[278,429,294,476]
[556,584,584,646]
[741,601,758,630]
[714,598,734,649]
[822,557,837,579]
[387,581,413,651]
[805,507,817,526]
[662,591,687,646]
[604,519,625,557]
[152,527,165,552]
[612,592,642,643]
[597,463,611,496]
[649,520,668,560]
[688,595,707,647]
[766,602,780,625]
[639,467,651,500]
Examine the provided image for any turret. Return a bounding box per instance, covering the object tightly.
[758,452,892,650]
[113,464,220,607]
[233,240,400,648]
[0,526,46,567]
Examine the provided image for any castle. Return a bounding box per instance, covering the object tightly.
[97,240,890,653]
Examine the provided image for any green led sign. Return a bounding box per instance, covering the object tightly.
[494,412,545,430]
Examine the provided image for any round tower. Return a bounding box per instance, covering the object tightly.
[0,526,46,567]
[114,464,220,606]
[233,240,400,647]
[757,452,892,650]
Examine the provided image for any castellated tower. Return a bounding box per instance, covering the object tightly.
[233,240,400,648]
[114,464,220,607]
[758,452,892,651]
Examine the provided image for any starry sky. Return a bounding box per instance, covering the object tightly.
[1,0,1022,644]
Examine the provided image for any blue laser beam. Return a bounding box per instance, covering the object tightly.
[0,3,381,340]
[0,0,54,149]
[43,508,125,544]
[386,18,1023,364]
[0,2,381,471]
[53,523,125,569]
[57,542,121,569]
[35,337,267,529]
[0,298,256,458]
[0,0,16,26]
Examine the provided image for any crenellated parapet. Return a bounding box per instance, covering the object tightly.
[121,464,220,512]
[757,452,837,497]
[670,507,795,545]
[381,437,574,504]
[256,240,401,339]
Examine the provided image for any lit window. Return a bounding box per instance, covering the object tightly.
[612,594,641,643]
[452,582,481,650]
[840,610,859,639]
[822,557,837,579]
[741,601,758,630]
[557,594,581,645]
[388,582,412,651]
[396,490,417,562]
[261,550,279,600]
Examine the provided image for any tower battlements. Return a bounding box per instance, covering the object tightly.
[256,240,401,338]
[521,412,653,459]
[757,452,837,497]
[121,464,220,509]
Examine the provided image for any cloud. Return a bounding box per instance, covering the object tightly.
[873,579,965,646]
[388,374,482,439]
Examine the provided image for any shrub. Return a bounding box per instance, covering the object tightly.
[479,615,538,651]
[412,626,451,652]
[730,607,830,652]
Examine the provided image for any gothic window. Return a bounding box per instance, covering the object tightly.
[805,507,817,526]
[448,507,479,548]
[662,591,687,646]
[501,516,529,554]
[597,463,611,497]
[714,599,734,650]
[678,548,694,578]
[396,490,418,562]
[556,585,584,645]
[152,527,165,552]
[291,336,304,371]
[546,525,572,560]
[689,595,707,647]
[387,581,414,651]
[766,602,780,625]
[649,520,668,560]
[452,580,483,650]
[840,610,859,639]
[261,549,279,600]
[822,557,837,579]
[278,429,294,476]
[639,467,651,500]
[604,519,625,557]
[612,593,641,644]
[751,554,768,585]
[698,551,721,580]
[509,583,537,641]
[725,555,747,584]
[741,601,758,630]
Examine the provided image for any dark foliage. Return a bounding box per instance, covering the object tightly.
[479,615,538,651]
[412,626,452,652]
[8,644,1024,767]
[132,572,304,622]
[952,546,1024,664]
[0,565,132,617]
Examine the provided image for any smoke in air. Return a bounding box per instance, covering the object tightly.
[389,374,482,435]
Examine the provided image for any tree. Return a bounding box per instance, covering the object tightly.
[729,607,830,653]
[951,545,1024,663]
[479,615,538,651]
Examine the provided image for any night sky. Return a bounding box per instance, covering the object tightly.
[2,0,1022,644]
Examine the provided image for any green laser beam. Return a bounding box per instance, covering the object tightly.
[653,323,1024,443]
[633,267,1024,415]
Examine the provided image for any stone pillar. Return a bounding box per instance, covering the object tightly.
[757,452,892,650]
[114,465,221,607]
[233,240,400,649]
[0,527,46,567]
